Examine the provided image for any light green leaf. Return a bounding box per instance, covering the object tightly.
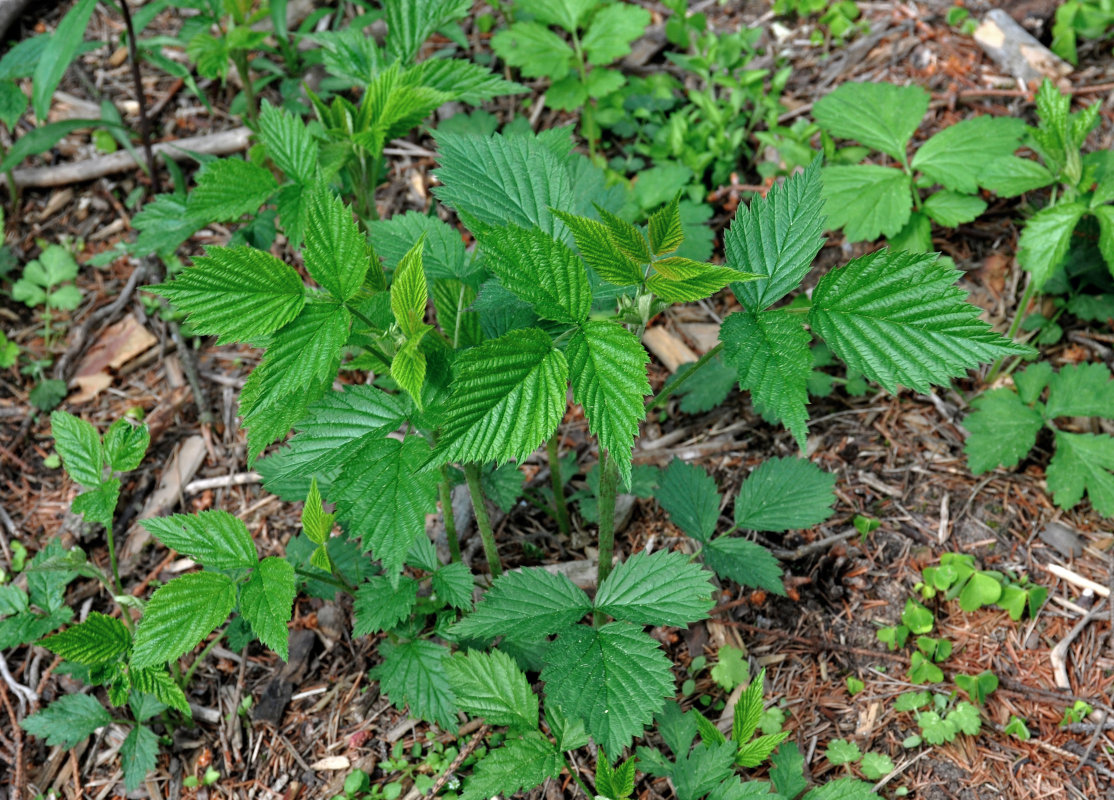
[963,389,1044,474]
[391,236,429,336]
[305,189,371,302]
[491,21,574,81]
[809,249,1031,393]
[702,538,785,596]
[597,206,652,263]
[1095,205,1114,274]
[21,694,112,748]
[552,209,643,286]
[383,0,469,62]
[568,320,649,487]
[801,777,881,800]
[520,0,594,31]
[444,648,539,730]
[240,557,295,660]
[541,622,674,756]
[596,752,637,800]
[1047,432,1114,516]
[859,751,895,780]
[150,247,305,344]
[820,165,912,242]
[390,336,427,410]
[0,118,102,173]
[889,211,932,253]
[825,739,862,765]
[373,638,457,730]
[130,667,190,715]
[130,572,236,669]
[452,567,591,642]
[1018,201,1088,290]
[40,612,129,665]
[648,193,685,257]
[50,410,103,487]
[141,510,257,570]
[103,419,150,473]
[594,551,713,627]
[770,742,808,799]
[734,457,836,531]
[31,0,96,121]
[353,576,418,635]
[72,483,116,534]
[912,116,1026,193]
[435,327,569,466]
[460,731,563,800]
[648,257,745,302]
[813,81,928,162]
[186,158,277,223]
[411,57,525,106]
[301,478,334,546]
[370,211,471,280]
[120,724,160,792]
[727,159,825,311]
[948,701,982,736]
[922,191,987,227]
[581,4,651,65]
[975,155,1055,197]
[258,100,316,183]
[655,459,721,542]
[1046,362,1114,419]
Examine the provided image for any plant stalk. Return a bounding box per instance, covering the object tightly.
[231,50,259,128]
[118,0,162,196]
[546,432,572,536]
[986,277,1038,383]
[293,566,356,595]
[181,627,225,688]
[438,465,462,563]
[646,342,723,411]
[464,463,502,577]
[595,451,619,590]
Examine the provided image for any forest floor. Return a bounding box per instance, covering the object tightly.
[2,1,1114,799]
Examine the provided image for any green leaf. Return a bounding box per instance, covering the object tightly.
[120,724,160,792]
[129,667,190,715]
[1003,715,1030,741]
[541,621,674,756]
[40,612,129,665]
[770,742,808,799]
[720,310,812,449]
[452,567,591,642]
[390,236,429,338]
[581,4,651,65]
[491,21,574,80]
[656,700,697,757]
[258,100,316,183]
[727,159,825,311]
[1047,432,1114,516]
[552,209,644,286]
[656,459,721,542]
[132,193,198,255]
[31,0,96,121]
[21,694,112,748]
[809,249,1030,394]
[240,557,295,660]
[383,0,468,62]
[648,193,685,257]
[954,671,998,705]
[141,510,257,570]
[975,156,1055,197]
[912,116,1026,194]
[51,410,103,487]
[1018,202,1088,290]
[902,599,933,634]
[412,58,525,106]
[150,247,305,344]
[813,81,928,162]
[1095,205,1114,273]
[0,79,27,129]
[947,701,982,736]
[922,191,987,227]
[963,389,1044,474]
[444,648,539,730]
[888,212,932,253]
[820,166,912,242]
[474,224,590,324]
[594,551,713,627]
[187,158,277,223]
[433,562,474,610]
[596,206,652,263]
[460,731,563,800]
[130,572,236,669]
[702,537,785,596]
[825,739,861,765]
[548,704,591,750]
[72,480,119,531]
[647,257,744,302]
[373,638,457,730]
[858,751,894,781]
[568,320,649,487]
[671,743,737,800]
[596,753,637,800]
[435,327,569,466]
[371,211,470,281]
[305,189,371,302]
[1046,363,1114,419]
[103,419,150,473]
[734,457,836,532]
[711,644,749,691]
[353,575,418,635]
[801,777,881,800]
[301,478,334,546]
[0,118,103,173]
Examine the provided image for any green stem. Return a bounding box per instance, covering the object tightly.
[105,524,123,598]
[365,156,381,221]
[439,465,462,563]
[231,50,258,128]
[569,30,597,160]
[595,452,619,612]
[565,756,594,798]
[547,433,572,536]
[464,463,502,578]
[294,566,356,595]
[181,627,224,688]
[986,278,1038,383]
[646,342,723,412]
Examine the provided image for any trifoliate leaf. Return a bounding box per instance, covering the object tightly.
[568,320,649,487]
[491,21,574,80]
[1046,362,1114,419]
[151,247,305,344]
[656,459,721,542]
[51,410,103,487]
[474,223,590,324]
[1018,201,1088,290]
[1047,432,1114,516]
[809,249,1031,393]
[186,158,277,223]
[120,724,160,792]
[647,257,745,302]
[541,622,674,756]
[131,572,235,669]
[648,193,685,257]
[820,165,912,242]
[258,100,316,184]
[726,159,825,311]
[240,557,295,660]
[305,188,371,302]
[975,155,1055,197]
[141,510,257,570]
[911,116,1026,194]
[720,309,812,450]
[734,457,836,532]
[373,638,457,730]
[594,551,714,627]
[947,701,982,736]
[915,710,955,744]
[435,327,569,466]
[102,419,149,473]
[922,191,987,227]
[71,478,120,530]
[963,389,1044,474]
[551,209,643,286]
[21,694,112,748]
[813,82,928,162]
[459,731,563,800]
[581,3,650,65]
[702,537,785,595]
[353,575,418,635]
[40,612,129,665]
[444,648,538,730]
[452,567,591,642]
[825,739,861,766]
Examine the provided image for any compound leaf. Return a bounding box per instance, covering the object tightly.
[1047,432,1114,516]
[552,209,643,286]
[594,551,713,627]
[702,538,785,596]
[444,648,539,730]
[258,100,315,183]
[581,3,650,65]
[353,575,418,635]
[130,572,235,669]
[373,638,457,730]
[1018,201,1088,291]
[963,389,1044,474]
[912,116,1026,194]
[491,21,573,81]
[452,567,591,642]
[734,457,836,532]
[240,557,295,661]
[647,257,744,302]
[922,191,987,227]
[72,479,119,530]
[432,562,474,610]
[141,510,257,571]
[120,724,160,792]
[813,81,928,162]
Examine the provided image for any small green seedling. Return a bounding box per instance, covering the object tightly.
[954,671,999,706]
[1004,715,1031,741]
[846,676,864,696]
[1061,700,1093,726]
[11,244,82,343]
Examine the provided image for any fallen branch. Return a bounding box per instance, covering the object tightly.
[183,472,262,494]
[1050,600,1108,690]
[1044,563,1110,598]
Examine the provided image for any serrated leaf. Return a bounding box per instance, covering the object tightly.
[596,205,652,263]
[963,389,1044,474]
[460,731,563,800]
[301,478,334,545]
[672,742,738,800]
[1018,202,1088,290]
[444,648,538,730]
[370,211,471,281]
[859,751,894,781]
[594,551,713,626]
[801,777,880,800]
[72,479,120,530]
[581,4,650,65]
[391,236,429,336]
[770,742,808,799]
[435,327,569,466]
[353,575,418,635]
[103,419,150,473]
[733,457,837,532]
[736,731,791,769]
[383,0,468,62]
[452,567,590,642]
[491,21,573,80]
[912,116,1026,194]
[131,572,236,669]
[825,739,861,766]
[374,638,457,730]
[474,223,590,324]
[732,667,765,744]
[21,694,112,748]
[702,537,785,595]
[141,510,257,570]
[922,191,987,227]
[552,209,643,286]
[541,622,674,756]
[258,100,315,183]
[51,410,103,487]
[808,249,1031,393]
[975,155,1055,197]
[813,82,928,162]
[121,724,160,792]
[240,557,294,660]
[1046,362,1114,419]
[186,158,277,222]
[40,612,129,665]
[305,189,371,302]
[596,752,637,800]
[648,258,746,302]
[889,211,932,253]
[129,667,190,715]
[1047,432,1114,516]
[568,320,649,487]
[648,193,685,257]
[656,459,721,542]
[133,193,199,254]
[411,57,525,106]
[150,247,305,344]
[433,562,474,610]
[720,310,812,450]
[727,159,825,311]
[947,701,982,736]
[820,166,912,242]
[1095,205,1114,273]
